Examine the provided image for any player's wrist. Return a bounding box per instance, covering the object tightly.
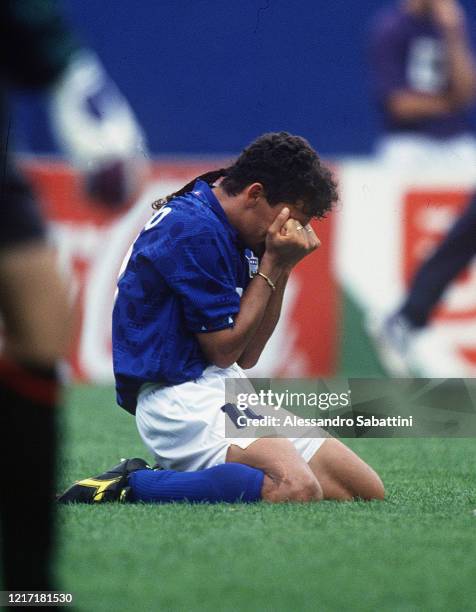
[258,255,286,284]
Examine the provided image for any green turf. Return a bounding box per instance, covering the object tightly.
[58,385,476,612]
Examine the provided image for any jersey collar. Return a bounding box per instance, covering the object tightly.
[192,180,239,242]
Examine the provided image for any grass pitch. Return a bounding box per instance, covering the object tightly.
[57,385,476,612]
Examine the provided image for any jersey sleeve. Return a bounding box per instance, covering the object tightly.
[152,229,241,334]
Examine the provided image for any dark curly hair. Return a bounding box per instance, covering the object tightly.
[153,132,338,218]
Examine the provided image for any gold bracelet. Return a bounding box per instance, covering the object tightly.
[256,271,276,291]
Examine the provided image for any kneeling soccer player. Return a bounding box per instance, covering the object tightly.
[59,132,384,504]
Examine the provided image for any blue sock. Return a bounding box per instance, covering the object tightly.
[128,463,264,503]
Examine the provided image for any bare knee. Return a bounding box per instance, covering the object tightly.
[262,473,324,503]
[289,475,324,502]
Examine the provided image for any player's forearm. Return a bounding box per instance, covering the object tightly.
[445,30,476,108]
[387,91,454,121]
[197,259,286,368]
[198,210,319,369]
[237,269,290,369]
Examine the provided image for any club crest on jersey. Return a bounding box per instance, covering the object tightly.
[245,250,259,278]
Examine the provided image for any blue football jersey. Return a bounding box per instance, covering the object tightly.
[112,180,257,413]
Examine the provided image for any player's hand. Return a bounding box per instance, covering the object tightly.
[263,207,320,271]
[431,0,465,35]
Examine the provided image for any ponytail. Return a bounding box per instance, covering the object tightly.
[152,168,230,210]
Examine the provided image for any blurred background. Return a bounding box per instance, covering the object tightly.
[13,0,475,156]
[10,0,476,380]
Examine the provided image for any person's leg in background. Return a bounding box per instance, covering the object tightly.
[0,170,73,591]
[399,193,476,328]
[371,193,476,374]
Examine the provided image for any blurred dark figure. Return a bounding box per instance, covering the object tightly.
[367,0,476,375]
[0,0,146,593]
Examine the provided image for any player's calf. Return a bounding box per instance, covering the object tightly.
[308,439,385,501]
[58,461,265,504]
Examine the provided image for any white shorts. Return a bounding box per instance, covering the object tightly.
[136,363,326,471]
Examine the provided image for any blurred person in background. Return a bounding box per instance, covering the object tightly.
[368,0,476,166]
[367,0,476,374]
[0,0,146,594]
